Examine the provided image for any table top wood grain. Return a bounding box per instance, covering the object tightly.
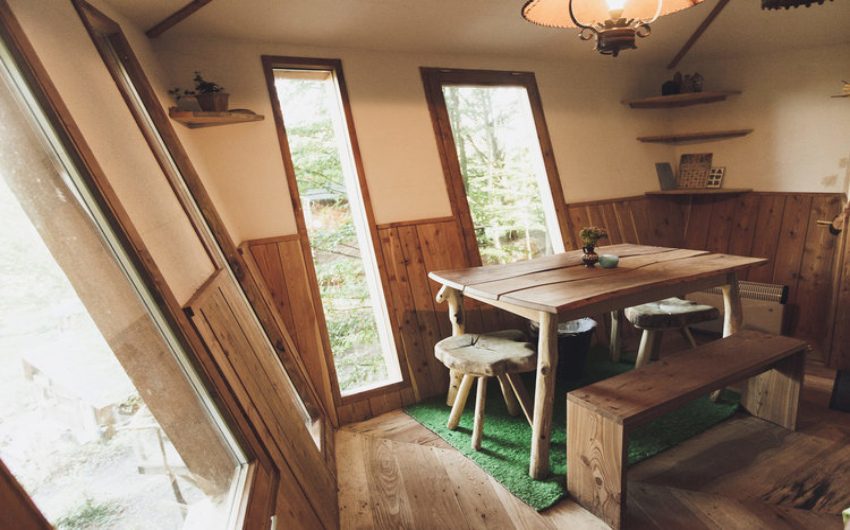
[429,244,767,315]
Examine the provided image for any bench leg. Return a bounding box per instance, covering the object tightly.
[567,399,627,530]
[741,351,805,430]
[447,375,474,430]
[472,377,488,450]
[497,374,521,417]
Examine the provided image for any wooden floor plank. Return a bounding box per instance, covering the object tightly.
[436,446,518,530]
[396,443,471,529]
[336,431,377,530]
[338,364,850,529]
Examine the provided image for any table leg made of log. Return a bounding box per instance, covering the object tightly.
[712,272,744,401]
[530,311,559,479]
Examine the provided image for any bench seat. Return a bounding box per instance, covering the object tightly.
[566,330,808,529]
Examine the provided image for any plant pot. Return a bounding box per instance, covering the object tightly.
[195,92,229,112]
[582,245,599,267]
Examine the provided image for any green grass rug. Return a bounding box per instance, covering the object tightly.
[405,346,740,511]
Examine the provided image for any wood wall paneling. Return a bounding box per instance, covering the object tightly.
[246,191,847,424]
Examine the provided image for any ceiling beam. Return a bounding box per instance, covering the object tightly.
[146,0,213,39]
[667,0,731,70]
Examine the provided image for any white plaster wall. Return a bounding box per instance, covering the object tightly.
[669,45,850,194]
[6,0,216,303]
[152,36,673,242]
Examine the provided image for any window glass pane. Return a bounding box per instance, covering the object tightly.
[442,84,563,265]
[0,40,246,530]
[273,69,401,394]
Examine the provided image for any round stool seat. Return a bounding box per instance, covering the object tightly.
[435,329,536,377]
[625,297,719,330]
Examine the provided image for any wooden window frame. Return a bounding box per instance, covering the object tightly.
[261,55,411,405]
[421,67,575,265]
[69,0,336,434]
[0,1,282,528]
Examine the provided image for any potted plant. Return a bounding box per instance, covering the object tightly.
[579,226,608,267]
[169,71,228,112]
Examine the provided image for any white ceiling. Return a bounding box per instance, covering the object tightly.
[104,0,850,63]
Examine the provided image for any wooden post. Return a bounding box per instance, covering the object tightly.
[472,376,488,450]
[436,286,466,406]
[530,311,558,479]
[567,398,626,529]
[609,310,622,363]
[830,370,850,412]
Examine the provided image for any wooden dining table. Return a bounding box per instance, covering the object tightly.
[429,243,766,479]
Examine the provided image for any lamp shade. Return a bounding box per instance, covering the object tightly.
[522,0,705,28]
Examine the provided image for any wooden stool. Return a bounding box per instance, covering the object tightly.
[625,297,720,368]
[435,330,536,450]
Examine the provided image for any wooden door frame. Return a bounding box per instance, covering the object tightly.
[0,1,281,527]
[261,55,412,406]
[421,67,576,265]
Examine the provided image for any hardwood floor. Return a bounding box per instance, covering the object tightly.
[337,359,850,529]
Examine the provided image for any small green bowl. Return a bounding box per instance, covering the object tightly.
[599,254,619,268]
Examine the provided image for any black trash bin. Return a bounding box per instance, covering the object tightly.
[529,318,597,381]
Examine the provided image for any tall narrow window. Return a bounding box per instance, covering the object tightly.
[422,69,569,265]
[264,58,401,396]
[0,30,247,530]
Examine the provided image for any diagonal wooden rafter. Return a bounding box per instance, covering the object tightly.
[146,0,213,39]
[667,0,731,69]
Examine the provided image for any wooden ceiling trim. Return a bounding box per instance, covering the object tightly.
[146,0,213,39]
[667,0,731,70]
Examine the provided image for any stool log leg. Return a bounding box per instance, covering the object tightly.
[447,374,474,430]
[635,330,662,368]
[567,399,626,530]
[681,326,698,348]
[437,286,466,407]
[506,373,534,426]
[530,312,558,479]
[497,375,521,417]
[472,376,488,450]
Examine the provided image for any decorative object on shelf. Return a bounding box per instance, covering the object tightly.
[169,71,229,112]
[655,162,677,190]
[579,226,608,267]
[832,80,850,98]
[677,153,713,189]
[521,0,703,57]
[706,167,726,188]
[599,254,620,268]
[661,71,683,95]
[762,0,832,10]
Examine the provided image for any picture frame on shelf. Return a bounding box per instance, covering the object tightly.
[677,153,713,189]
[655,162,677,190]
[706,167,726,189]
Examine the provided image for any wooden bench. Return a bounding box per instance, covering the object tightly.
[566,330,808,529]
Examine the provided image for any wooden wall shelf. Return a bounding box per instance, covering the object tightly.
[623,91,742,109]
[645,188,753,197]
[169,108,264,129]
[637,129,753,145]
